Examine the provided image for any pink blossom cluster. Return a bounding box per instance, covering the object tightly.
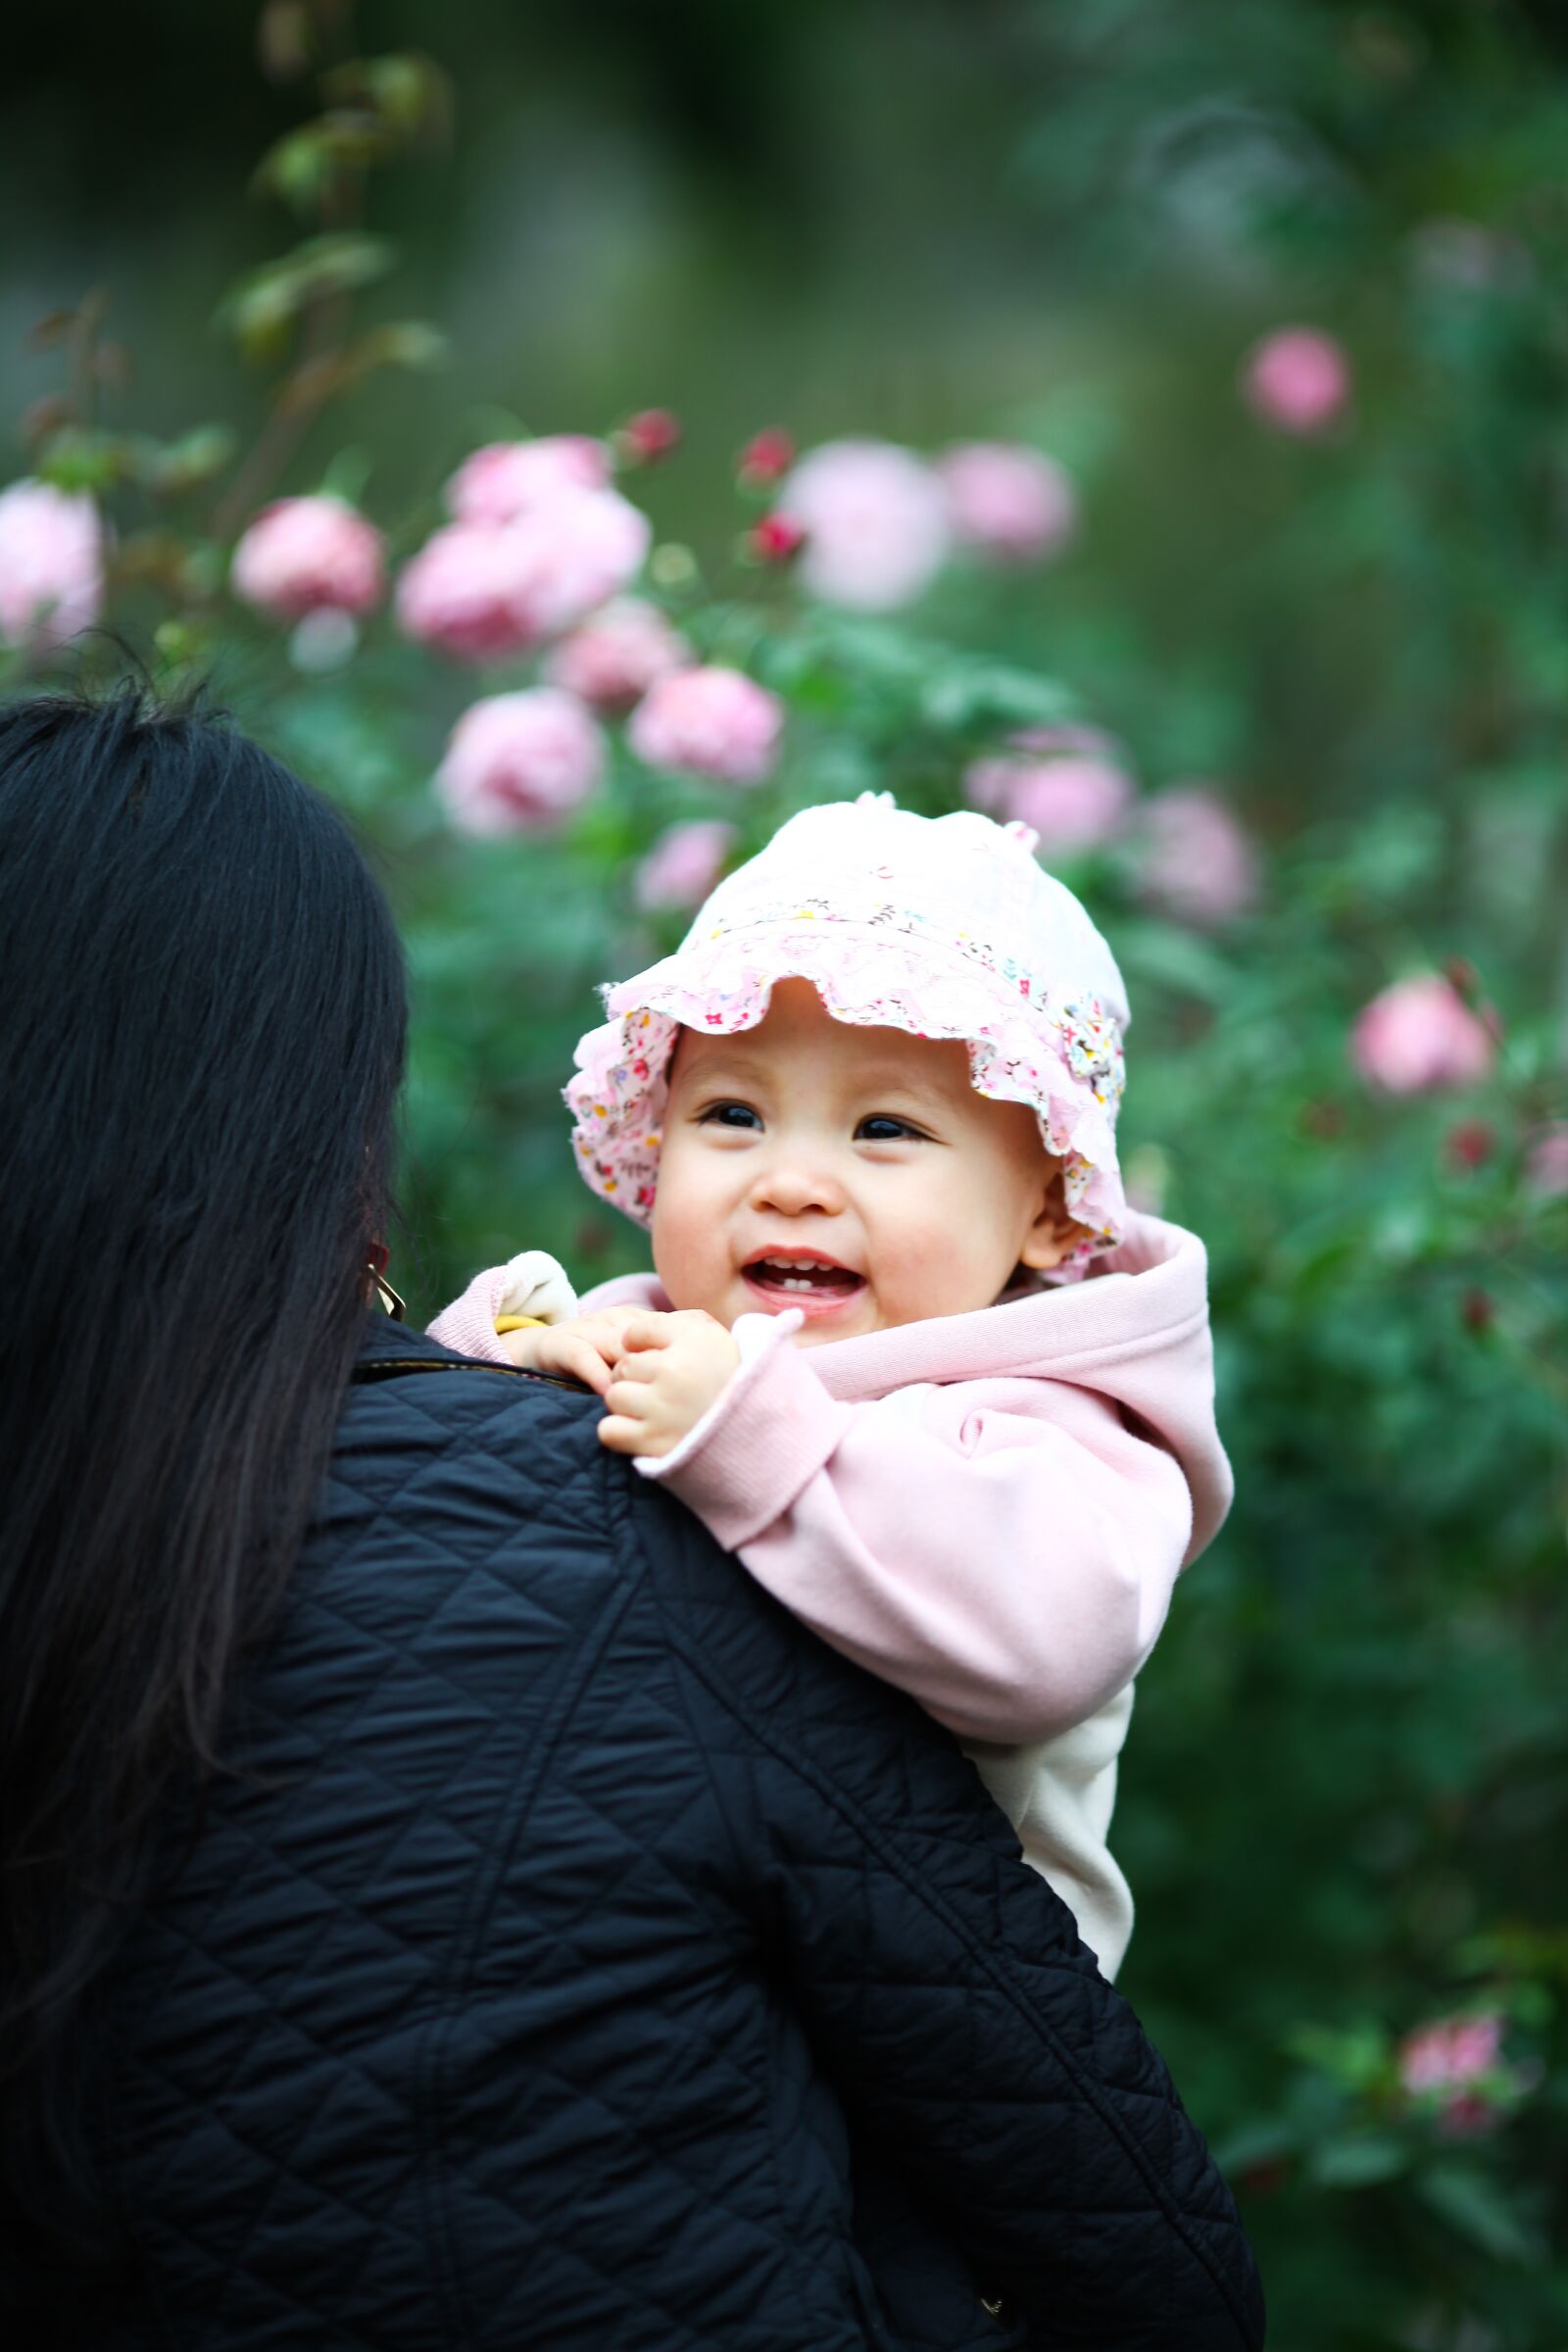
[939,442,1078,563]
[1351,975,1496,1095]
[781,439,951,612]
[1397,2012,1507,2137]
[447,435,611,522]
[1134,786,1260,927]
[634,819,738,912]
[397,485,651,663]
[965,736,1260,927]
[545,598,690,711]
[230,495,385,619]
[965,727,1134,856]
[435,689,606,837]
[0,479,104,653]
[777,435,1079,612]
[628,665,784,786]
[1398,2012,1502,2093]
[1244,328,1351,436]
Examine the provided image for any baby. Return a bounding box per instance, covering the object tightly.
[431,793,1232,1977]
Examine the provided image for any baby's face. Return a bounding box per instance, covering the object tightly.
[651,979,1077,1346]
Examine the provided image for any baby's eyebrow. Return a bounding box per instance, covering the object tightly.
[671,1044,769,1087]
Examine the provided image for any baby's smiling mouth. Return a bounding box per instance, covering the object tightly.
[740,1250,867,1314]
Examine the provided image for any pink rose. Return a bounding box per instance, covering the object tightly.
[397,488,651,663]
[397,522,542,662]
[1352,974,1496,1095]
[628,665,784,786]
[1244,327,1351,436]
[0,478,104,653]
[940,443,1078,563]
[545,597,690,710]
[635,819,738,913]
[446,436,611,525]
[1134,786,1260,926]
[520,488,651,637]
[435,690,605,837]
[965,727,1133,854]
[1523,1122,1568,1200]
[781,439,950,611]
[230,495,385,620]
[1398,2013,1503,2097]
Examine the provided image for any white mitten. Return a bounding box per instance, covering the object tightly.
[495,1250,580,1329]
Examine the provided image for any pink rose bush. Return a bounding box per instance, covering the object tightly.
[0,479,104,653]
[965,726,1133,855]
[1244,327,1351,436]
[230,495,385,619]
[1134,786,1260,926]
[940,443,1078,563]
[435,689,605,836]
[445,436,611,524]
[397,486,651,663]
[545,598,690,710]
[781,438,950,611]
[634,819,738,913]
[1352,974,1496,1095]
[627,665,784,785]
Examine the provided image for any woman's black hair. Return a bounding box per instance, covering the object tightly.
[0,685,407,2246]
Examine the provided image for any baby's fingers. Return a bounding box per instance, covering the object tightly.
[543,1333,615,1395]
[597,1413,647,1455]
[614,1310,681,1355]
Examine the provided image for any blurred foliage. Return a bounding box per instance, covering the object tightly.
[4,4,1567,2344]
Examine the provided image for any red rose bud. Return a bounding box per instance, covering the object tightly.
[1461,1288,1495,1334]
[746,512,808,565]
[737,426,796,488]
[1445,1118,1495,1169]
[616,408,682,466]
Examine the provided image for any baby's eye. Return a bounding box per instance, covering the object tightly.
[699,1101,762,1130]
[857,1114,925,1143]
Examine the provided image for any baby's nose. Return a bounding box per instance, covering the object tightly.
[749,1157,846,1216]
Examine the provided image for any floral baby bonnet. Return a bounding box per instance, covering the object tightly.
[565,792,1131,1275]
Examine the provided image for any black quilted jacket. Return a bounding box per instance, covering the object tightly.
[47,1316,1264,2349]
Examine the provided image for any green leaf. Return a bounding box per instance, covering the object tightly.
[1115,918,1236,1006]
[919,661,1074,733]
[1416,2164,1541,2264]
[35,427,131,494]
[215,234,397,362]
[252,115,389,216]
[1310,2134,1410,2189]
[321,53,453,142]
[141,425,238,496]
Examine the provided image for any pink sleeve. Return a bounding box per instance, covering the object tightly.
[426,1265,514,1364]
[646,1336,1193,1746]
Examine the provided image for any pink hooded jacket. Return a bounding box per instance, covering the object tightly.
[429,1207,1230,1977]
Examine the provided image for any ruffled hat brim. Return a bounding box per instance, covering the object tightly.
[564,917,1127,1277]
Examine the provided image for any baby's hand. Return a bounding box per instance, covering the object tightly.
[496,1305,658,1395]
[599,1310,741,1461]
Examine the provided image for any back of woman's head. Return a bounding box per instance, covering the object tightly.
[0,685,407,2242]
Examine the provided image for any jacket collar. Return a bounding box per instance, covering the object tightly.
[356,1309,466,1369]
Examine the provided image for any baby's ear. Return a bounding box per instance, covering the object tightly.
[1019,1163,1083,1273]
